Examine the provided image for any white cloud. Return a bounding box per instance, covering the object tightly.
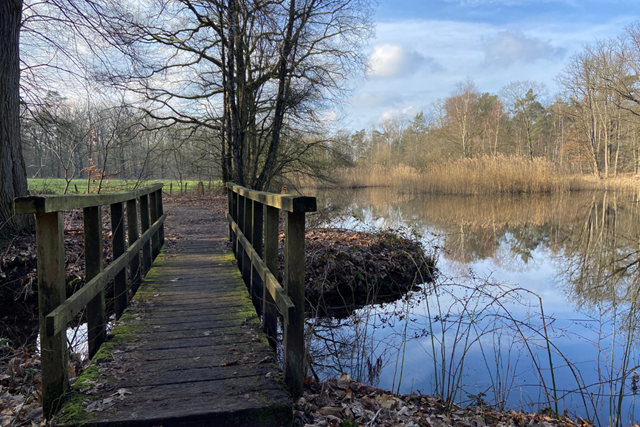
[378,106,420,122]
[367,44,443,77]
[482,31,566,67]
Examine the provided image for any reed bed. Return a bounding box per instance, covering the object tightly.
[324,156,640,195]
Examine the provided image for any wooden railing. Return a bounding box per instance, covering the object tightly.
[13,184,165,417]
[226,183,316,398]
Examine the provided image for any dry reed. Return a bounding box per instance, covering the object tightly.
[323,156,640,195]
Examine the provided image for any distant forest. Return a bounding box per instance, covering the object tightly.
[20,22,640,187]
[350,25,640,178]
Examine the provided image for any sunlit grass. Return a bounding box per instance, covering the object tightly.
[27,178,222,195]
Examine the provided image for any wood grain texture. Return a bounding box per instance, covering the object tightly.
[60,205,292,427]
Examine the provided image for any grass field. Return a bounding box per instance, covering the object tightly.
[28,178,223,195]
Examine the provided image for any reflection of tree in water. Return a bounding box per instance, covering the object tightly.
[558,192,640,312]
[309,188,640,421]
[314,188,640,309]
[307,310,388,387]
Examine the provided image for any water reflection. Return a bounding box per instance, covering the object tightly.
[307,188,640,426]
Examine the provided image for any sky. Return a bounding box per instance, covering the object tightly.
[345,0,640,130]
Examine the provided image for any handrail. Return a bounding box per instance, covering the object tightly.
[13,184,165,418]
[14,183,163,213]
[226,183,316,212]
[226,182,316,399]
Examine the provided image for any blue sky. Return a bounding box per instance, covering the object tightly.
[345,0,640,129]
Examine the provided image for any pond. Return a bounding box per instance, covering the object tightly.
[307,187,640,426]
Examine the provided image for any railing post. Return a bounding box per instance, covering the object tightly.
[110,202,128,318]
[250,200,263,315]
[284,211,306,398]
[36,212,68,418]
[228,186,236,252]
[242,196,252,289]
[139,194,151,273]
[84,205,106,359]
[149,190,159,259]
[263,206,279,349]
[126,198,141,293]
[156,188,164,247]
[237,193,245,275]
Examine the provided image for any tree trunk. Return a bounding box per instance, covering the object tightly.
[226,0,243,186]
[255,0,296,191]
[0,0,31,238]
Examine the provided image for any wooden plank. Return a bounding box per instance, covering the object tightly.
[227,214,295,324]
[62,204,293,427]
[263,205,279,348]
[284,211,305,398]
[156,189,165,246]
[226,182,316,213]
[84,206,106,359]
[35,212,68,418]
[237,194,245,277]
[250,200,264,316]
[242,196,251,291]
[126,198,141,293]
[140,194,151,273]
[149,190,160,259]
[14,183,163,214]
[46,215,166,336]
[110,202,128,318]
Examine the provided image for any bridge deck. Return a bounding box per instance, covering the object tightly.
[59,203,292,427]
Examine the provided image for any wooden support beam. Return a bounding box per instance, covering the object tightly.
[157,189,165,246]
[84,205,106,359]
[110,202,128,318]
[36,212,68,418]
[284,211,305,398]
[149,191,159,259]
[227,187,234,249]
[46,215,166,336]
[251,200,264,316]
[242,196,252,291]
[237,194,245,276]
[140,194,151,273]
[126,198,141,293]
[226,183,316,213]
[227,214,295,324]
[263,205,279,348]
[14,183,163,214]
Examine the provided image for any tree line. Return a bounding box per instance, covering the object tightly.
[348,23,640,178]
[0,0,373,236]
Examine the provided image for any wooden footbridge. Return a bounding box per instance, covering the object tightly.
[13,183,316,426]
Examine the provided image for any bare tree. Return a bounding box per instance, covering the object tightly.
[0,0,31,238]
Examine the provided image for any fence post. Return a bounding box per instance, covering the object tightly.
[263,205,279,349]
[110,202,128,318]
[242,196,252,290]
[284,211,305,397]
[139,194,151,273]
[36,212,68,418]
[237,193,245,275]
[84,205,106,359]
[149,190,159,259]
[227,186,235,249]
[156,188,164,246]
[250,200,263,315]
[126,198,141,293]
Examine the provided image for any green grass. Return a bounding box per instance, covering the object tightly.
[27,178,222,195]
